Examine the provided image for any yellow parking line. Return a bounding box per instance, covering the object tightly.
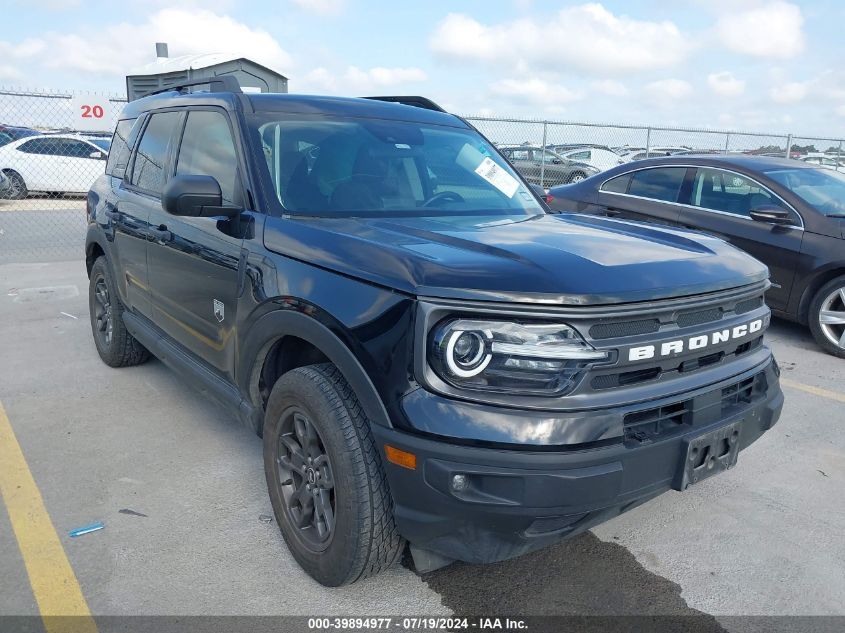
[780,378,845,404]
[0,401,97,633]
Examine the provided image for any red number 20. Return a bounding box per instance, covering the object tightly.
[80,105,104,118]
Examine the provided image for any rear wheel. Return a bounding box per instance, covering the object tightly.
[808,275,845,358]
[88,257,150,367]
[263,364,404,586]
[0,171,27,200]
[568,171,587,183]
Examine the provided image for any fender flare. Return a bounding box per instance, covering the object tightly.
[85,226,111,276]
[239,309,393,428]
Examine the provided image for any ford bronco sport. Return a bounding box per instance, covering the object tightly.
[86,78,783,586]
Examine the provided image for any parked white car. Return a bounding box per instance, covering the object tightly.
[552,146,625,171]
[620,146,690,162]
[0,134,108,199]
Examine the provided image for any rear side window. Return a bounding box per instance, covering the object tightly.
[106,119,137,177]
[175,110,242,206]
[130,112,181,195]
[601,172,632,193]
[18,138,58,155]
[627,167,687,202]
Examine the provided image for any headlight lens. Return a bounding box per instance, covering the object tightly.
[429,319,608,396]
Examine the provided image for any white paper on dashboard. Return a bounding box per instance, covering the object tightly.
[474,157,519,198]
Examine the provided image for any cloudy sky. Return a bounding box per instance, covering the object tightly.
[3,0,844,136]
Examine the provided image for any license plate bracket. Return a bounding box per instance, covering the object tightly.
[677,420,742,490]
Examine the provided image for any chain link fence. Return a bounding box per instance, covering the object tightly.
[0,87,126,263]
[2,85,845,264]
[466,116,845,189]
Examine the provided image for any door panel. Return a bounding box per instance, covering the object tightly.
[679,167,803,311]
[20,152,51,190]
[147,108,245,378]
[112,186,154,317]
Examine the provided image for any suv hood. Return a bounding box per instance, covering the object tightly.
[263,213,768,305]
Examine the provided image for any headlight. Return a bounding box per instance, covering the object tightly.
[429,319,608,396]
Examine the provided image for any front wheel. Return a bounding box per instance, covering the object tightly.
[263,364,404,586]
[808,275,845,358]
[568,171,587,183]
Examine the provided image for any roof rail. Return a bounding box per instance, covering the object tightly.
[363,96,446,112]
[146,75,242,97]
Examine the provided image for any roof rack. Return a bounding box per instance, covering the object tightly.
[146,75,242,97]
[363,96,446,112]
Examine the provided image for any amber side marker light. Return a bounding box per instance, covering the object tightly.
[384,445,417,470]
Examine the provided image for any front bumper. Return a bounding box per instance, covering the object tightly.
[372,355,783,565]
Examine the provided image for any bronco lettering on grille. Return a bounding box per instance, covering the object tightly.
[628,319,764,362]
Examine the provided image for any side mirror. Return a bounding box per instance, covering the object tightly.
[750,206,793,225]
[162,174,238,217]
[89,151,104,160]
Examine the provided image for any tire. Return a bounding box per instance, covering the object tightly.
[808,275,845,358]
[263,363,404,586]
[88,257,151,367]
[568,171,587,183]
[0,170,27,200]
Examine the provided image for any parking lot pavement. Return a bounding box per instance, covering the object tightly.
[1,260,844,625]
[0,200,86,264]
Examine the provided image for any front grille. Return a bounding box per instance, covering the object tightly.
[587,289,765,346]
[581,286,768,394]
[590,319,660,340]
[592,367,661,389]
[591,336,765,390]
[676,307,723,328]
[736,297,763,314]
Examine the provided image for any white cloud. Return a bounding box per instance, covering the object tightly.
[489,78,582,106]
[707,71,746,97]
[642,78,693,103]
[1,9,293,78]
[715,1,804,59]
[290,0,345,16]
[430,5,691,76]
[0,64,24,81]
[591,79,629,97]
[298,65,427,94]
[770,81,809,104]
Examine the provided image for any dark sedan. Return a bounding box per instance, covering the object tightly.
[547,155,845,357]
[499,146,599,188]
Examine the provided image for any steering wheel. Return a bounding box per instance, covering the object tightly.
[422,191,465,208]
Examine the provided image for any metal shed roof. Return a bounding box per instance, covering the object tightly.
[129,53,288,79]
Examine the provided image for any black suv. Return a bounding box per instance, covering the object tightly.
[86,79,783,586]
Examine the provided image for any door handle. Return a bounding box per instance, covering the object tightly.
[604,208,622,217]
[148,225,172,242]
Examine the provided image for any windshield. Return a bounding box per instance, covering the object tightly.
[251,115,542,217]
[764,167,845,216]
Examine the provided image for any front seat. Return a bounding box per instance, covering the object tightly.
[330,146,387,211]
